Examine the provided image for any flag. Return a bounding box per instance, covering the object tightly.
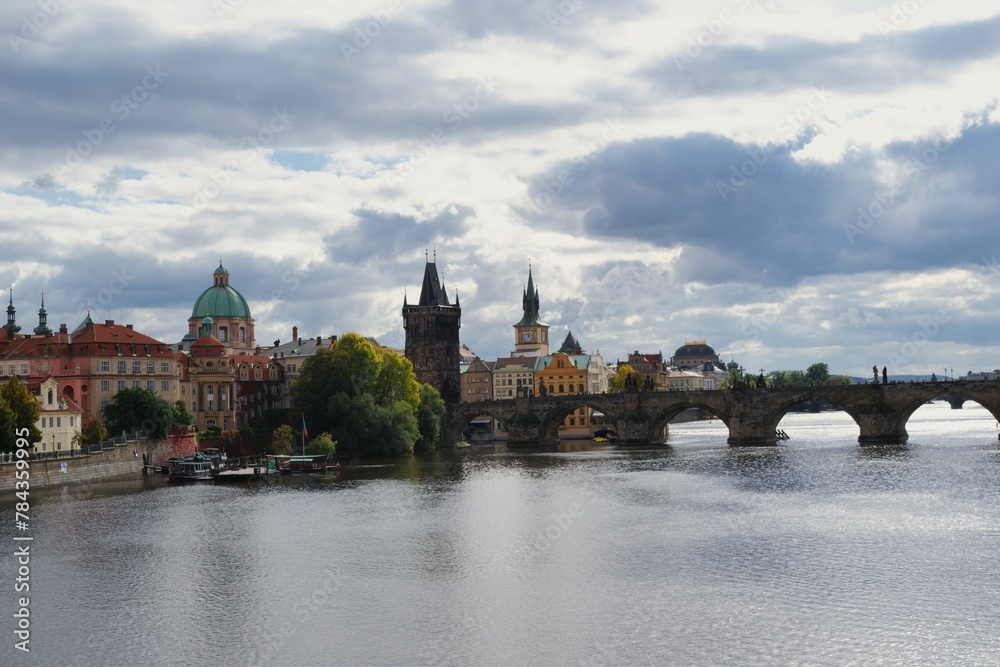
[301,414,308,440]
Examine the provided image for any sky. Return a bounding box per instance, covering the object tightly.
[1,0,999,378]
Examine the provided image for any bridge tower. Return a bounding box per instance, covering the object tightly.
[402,255,462,404]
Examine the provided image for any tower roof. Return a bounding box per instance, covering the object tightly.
[515,266,547,326]
[416,260,454,307]
[558,330,582,355]
[191,265,252,319]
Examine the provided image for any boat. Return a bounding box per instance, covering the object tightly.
[166,454,216,482]
[214,455,279,483]
[273,454,331,474]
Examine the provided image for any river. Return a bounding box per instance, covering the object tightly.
[3,401,999,666]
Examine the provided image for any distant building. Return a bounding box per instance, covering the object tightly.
[181,263,256,353]
[402,257,462,404]
[671,339,720,370]
[461,356,495,403]
[622,351,670,391]
[512,266,550,357]
[31,376,83,455]
[268,328,338,410]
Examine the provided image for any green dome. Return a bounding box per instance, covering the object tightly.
[214,264,229,276]
[191,286,251,319]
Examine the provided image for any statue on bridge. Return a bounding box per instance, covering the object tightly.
[873,365,879,384]
[883,366,888,384]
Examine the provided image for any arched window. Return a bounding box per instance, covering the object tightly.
[578,383,585,393]
[558,384,564,393]
[240,327,246,343]
[219,326,228,342]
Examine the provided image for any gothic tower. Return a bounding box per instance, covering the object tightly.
[513,266,549,356]
[402,256,462,404]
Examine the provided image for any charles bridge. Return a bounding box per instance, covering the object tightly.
[446,381,1000,447]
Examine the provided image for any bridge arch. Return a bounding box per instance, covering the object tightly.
[537,396,623,442]
[445,402,516,445]
[892,387,1000,433]
[647,402,729,444]
[769,394,864,438]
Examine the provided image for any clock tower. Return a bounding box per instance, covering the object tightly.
[513,266,549,356]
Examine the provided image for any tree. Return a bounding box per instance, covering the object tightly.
[806,363,830,385]
[291,332,424,456]
[415,383,446,452]
[102,387,173,438]
[306,432,337,457]
[271,424,294,455]
[608,365,642,393]
[78,419,108,446]
[171,400,193,430]
[0,376,42,452]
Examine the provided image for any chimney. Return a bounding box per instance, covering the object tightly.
[292,326,298,341]
[274,339,280,347]
[316,336,321,345]
[59,324,67,334]
[297,338,302,345]
[105,320,114,326]
[126,324,133,329]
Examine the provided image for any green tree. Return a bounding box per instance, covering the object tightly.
[0,376,42,452]
[291,332,423,456]
[608,364,642,393]
[171,400,193,430]
[415,383,446,452]
[306,432,337,457]
[102,387,173,438]
[271,424,294,455]
[78,419,108,446]
[806,363,830,385]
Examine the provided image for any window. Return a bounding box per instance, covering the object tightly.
[117,380,126,390]
[161,362,170,373]
[132,380,140,388]
[161,381,169,392]
[579,384,585,393]
[147,361,155,373]
[101,380,111,391]
[101,400,110,410]
[219,326,228,342]
[117,361,126,373]
[101,361,111,372]
[147,380,155,391]
[57,417,61,427]
[132,361,142,373]
[19,364,27,375]
[240,327,246,343]
[569,418,575,426]
[70,417,74,427]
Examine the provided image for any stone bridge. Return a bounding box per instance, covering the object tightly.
[446,381,1000,447]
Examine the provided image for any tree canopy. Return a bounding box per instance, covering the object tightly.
[102,387,174,438]
[608,365,642,393]
[290,332,429,456]
[767,363,853,387]
[0,377,42,453]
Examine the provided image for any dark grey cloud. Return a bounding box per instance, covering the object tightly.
[520,122,1000,286]
[325,206,474,264]
[642,14,1000,97]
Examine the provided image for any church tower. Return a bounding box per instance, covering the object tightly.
[4,287,21,340]
[33,290,52,336]
[512,266,549,356]
[402,255,462,404]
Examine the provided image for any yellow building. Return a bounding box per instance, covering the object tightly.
[32,376,83,454]
[535,349,593,438]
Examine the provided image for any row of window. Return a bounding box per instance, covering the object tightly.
[99,360,173,373]
[38,415,75,428]
[100,380,172,392]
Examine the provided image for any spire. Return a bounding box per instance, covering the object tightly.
[416,257,453,307]
[34,289,51,336]
[4,286,20,337]
[558,330,582,355]
[515,264,546,326]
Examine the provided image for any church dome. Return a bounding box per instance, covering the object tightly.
[191,263,252,319]
[674,341,716,359]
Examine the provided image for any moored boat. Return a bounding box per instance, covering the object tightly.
[273,454,331,473]
[166,454,215,482]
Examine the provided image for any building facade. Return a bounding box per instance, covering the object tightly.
[182,263,256,353]
[402,258,462,404]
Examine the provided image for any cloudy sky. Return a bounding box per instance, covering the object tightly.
[2,0,999,377]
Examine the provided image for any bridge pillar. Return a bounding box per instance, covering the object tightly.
[857,412,908,444]
[945,397,967,410]
[726,415,778,447]
[616,416,658,445]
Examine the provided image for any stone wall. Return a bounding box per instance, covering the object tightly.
[0,438,176,492]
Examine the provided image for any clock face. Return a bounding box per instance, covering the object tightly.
[522,332,533,343]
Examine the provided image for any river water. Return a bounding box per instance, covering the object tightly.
[3,401,1000,666]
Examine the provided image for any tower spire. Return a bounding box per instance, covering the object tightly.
[34,288,51,336]
[4,285,21,338]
